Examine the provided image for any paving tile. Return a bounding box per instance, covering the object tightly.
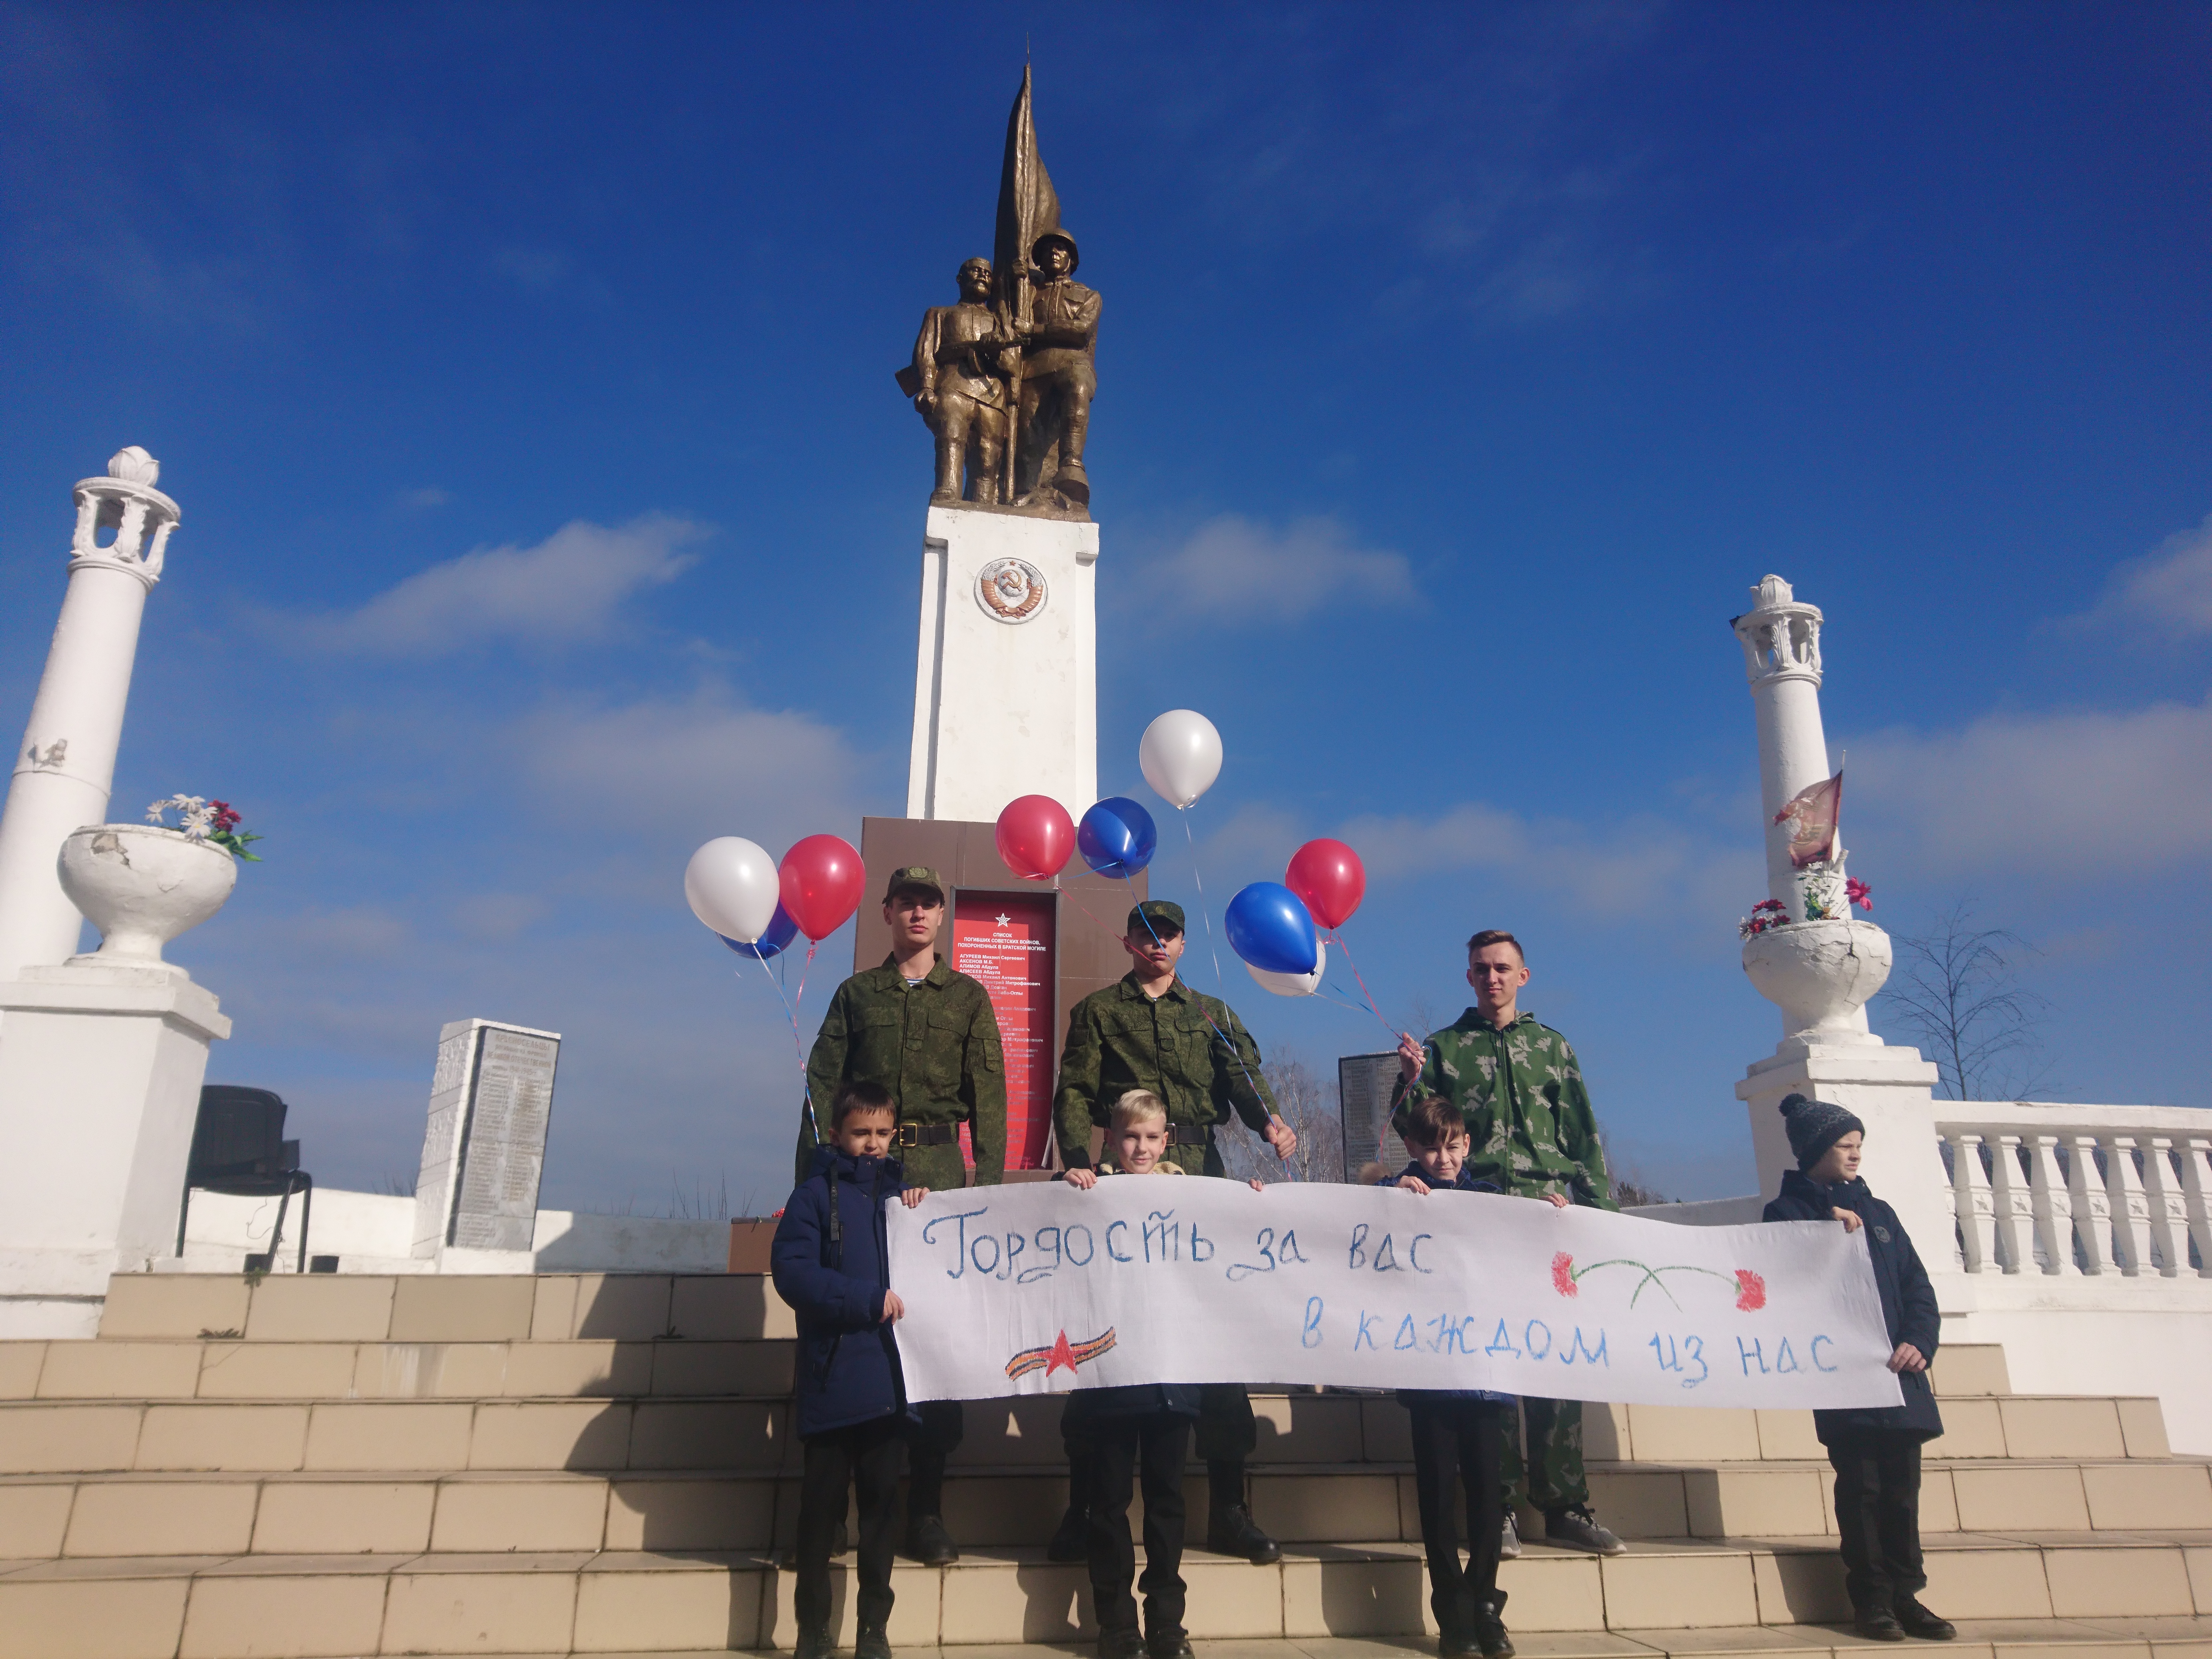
[251,1479,436,1554]
[63,1478,257,1556]
[303,1401,472,1471]
[2084,1467,2212,1532]
[99,1276,251,1340]
[1920,1546,2055,1621]
[672,1276,792,1342]
[390,1277,538,1344]
[2044,1546,2197,1619]
[1952,1467,2093,1534]
[431,1477,609,1552]
[571,1554,767,1652]
[0,1481,73,1557]
[0,1571,191,1659]
[2117,1404,2173,1461]
[649,1340,797,1398]
[0,1404,142,1473]
[530,1276,581,1342]
[137,1405,307,1472]
[1281,1553,1424,1638]
[605,1477,777,1552]
[177,1567,389,1657]
[570,1276,675,1341]
[243,1276,395,1342]
[501,1342,650,1399]
[1599,1549,1760,1628]
[380,1562,580,1653]
[34,1340,202,1401]
[192,1342,359,1401]
[469,1400,632,1471]
[2000,1401,2126,1462]
[0,1342,44,1401]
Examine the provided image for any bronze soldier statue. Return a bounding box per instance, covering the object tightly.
[1011,228,1100,511]
[901,257,1016,506]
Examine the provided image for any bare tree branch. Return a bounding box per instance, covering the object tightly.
[1880,900,2051,1100]
[1220,1048,1348,1185]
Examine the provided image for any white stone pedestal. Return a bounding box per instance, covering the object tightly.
[0,959,230,1336]
[906,506,1099,825]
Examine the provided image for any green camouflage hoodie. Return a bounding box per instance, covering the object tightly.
[1389,1009,1615,1209]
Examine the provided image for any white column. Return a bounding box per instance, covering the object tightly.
[906,505,1099,826]
[1732,577,1833,908]
[0,448,179,983]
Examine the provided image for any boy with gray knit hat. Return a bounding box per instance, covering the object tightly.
[1762,1093,1954,1644]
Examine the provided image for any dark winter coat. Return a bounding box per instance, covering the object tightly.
[1376,1162,1517,1407]
[1764,1169,1944,1444]
[771,1145,911,1439]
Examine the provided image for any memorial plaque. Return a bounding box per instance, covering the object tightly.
[412,1018,561,1257]
[1338,1050,1405,1178]
[949,890,1056,1169]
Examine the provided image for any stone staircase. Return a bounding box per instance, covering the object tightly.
[2,1272,2208,1659]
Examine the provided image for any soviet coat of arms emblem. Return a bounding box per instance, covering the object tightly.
[976,557,1047,624]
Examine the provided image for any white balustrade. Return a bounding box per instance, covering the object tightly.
[1933,1104,2212,1280]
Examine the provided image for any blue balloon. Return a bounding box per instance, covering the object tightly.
[723,903,799,961]
[1224,882,1319,976]
[1077,796,1159,878]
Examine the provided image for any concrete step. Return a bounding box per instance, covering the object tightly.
[6,1455,2211,1563]
[0,1389,2170,1483]
[1,1531,2208,1657]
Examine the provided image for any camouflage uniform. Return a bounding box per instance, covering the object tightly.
[1052,922,1283,1557]
[796,936,1007,1546]
[795,956,1007,1193]
[1391,1009,1616,1519]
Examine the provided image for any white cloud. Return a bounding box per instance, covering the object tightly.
[2071,513,2212,638]
[1131,516,1417,623]
[1847,695,2212,878]
[307,515,705,654]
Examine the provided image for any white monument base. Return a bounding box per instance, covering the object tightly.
[0,958,229,1337]
[907,506,1099,825]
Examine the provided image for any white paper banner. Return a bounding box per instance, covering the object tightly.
[890,1179,1903,1411]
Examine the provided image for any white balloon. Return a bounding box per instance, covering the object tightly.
[684,836,781,942]
[1138,709,1224,809]
[1246,939,1326,997]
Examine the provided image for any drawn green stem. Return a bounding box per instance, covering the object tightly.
[1568,1257,1736,1310]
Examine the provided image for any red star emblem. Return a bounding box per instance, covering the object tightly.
[1044,1330,1078,1376]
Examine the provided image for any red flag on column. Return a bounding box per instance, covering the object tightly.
[1774,772,1843,868]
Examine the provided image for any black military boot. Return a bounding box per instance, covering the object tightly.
[1897,1598,1956,1641]
[1204,1462,1280,1564]
[903,1513,958,1566]
[855,1626,893,1659]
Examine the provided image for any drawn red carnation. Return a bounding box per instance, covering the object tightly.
[1734,1268,1766,1312]
[1551,1252,1578,1297]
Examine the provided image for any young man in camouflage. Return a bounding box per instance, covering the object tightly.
[797,866,1007,1568]
[1391,929,1628,1560]
[1049,899,1298,1567]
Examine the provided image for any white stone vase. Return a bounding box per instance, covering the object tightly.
[1740,918,1892,1043]
[57,823,237,965]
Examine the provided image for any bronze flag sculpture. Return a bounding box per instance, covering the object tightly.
[898,67,1099,520]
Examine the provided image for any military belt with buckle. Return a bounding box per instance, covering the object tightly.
[1161,1124,1211,1146]
[896,1123,959,1148]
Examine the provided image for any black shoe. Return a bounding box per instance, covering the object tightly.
[794,1625,835,1659]
[1097,1629,1147,1659]
[1205,1502,1282,1564]
[1854,1609,1907,1642]
[1147,1634,1195,1659]
[902,1513,959,1565]
[1475,1615,1516,1659]
[1897,1599,1956,1641]
[1047,1503,1089,1563]
[1439,1631,1483,1657]
[1542,1504,1626,1556]
[855,1626,893,1659]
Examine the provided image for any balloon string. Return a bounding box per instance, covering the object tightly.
[751,949,821,1144]
[1179,808,1229,997]
[1328,929,1400,1039]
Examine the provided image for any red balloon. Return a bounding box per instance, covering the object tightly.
[995,794,1076,881]
[1286,838,1366,931]
[779,834,866,941]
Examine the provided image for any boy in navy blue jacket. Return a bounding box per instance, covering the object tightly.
[1763,1093,1954,1645]
[1380,1095,1525,1659]
[772,1082,932,1659]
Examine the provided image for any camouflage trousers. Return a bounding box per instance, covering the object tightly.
[1498,1396,1589,1515]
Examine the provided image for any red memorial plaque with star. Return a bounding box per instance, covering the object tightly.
[950,891,1057,1170]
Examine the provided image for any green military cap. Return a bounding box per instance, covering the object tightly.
[1126,899,1185,938]
[882,866,947,904]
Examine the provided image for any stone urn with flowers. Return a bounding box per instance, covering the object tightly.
[56,795,261,968]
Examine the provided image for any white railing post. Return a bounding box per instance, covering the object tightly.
[1989,1134,2033,1273]
[2106,1136,2155,1276]
[2140,1139,2188,1278]
[2067,1134,2116,1274]
[1948,1132,1996,1274]
[2180,1137,2212,1278]
[2028,1135,2077,1275]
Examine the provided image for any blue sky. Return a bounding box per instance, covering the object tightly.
[3,3,2206,1211]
